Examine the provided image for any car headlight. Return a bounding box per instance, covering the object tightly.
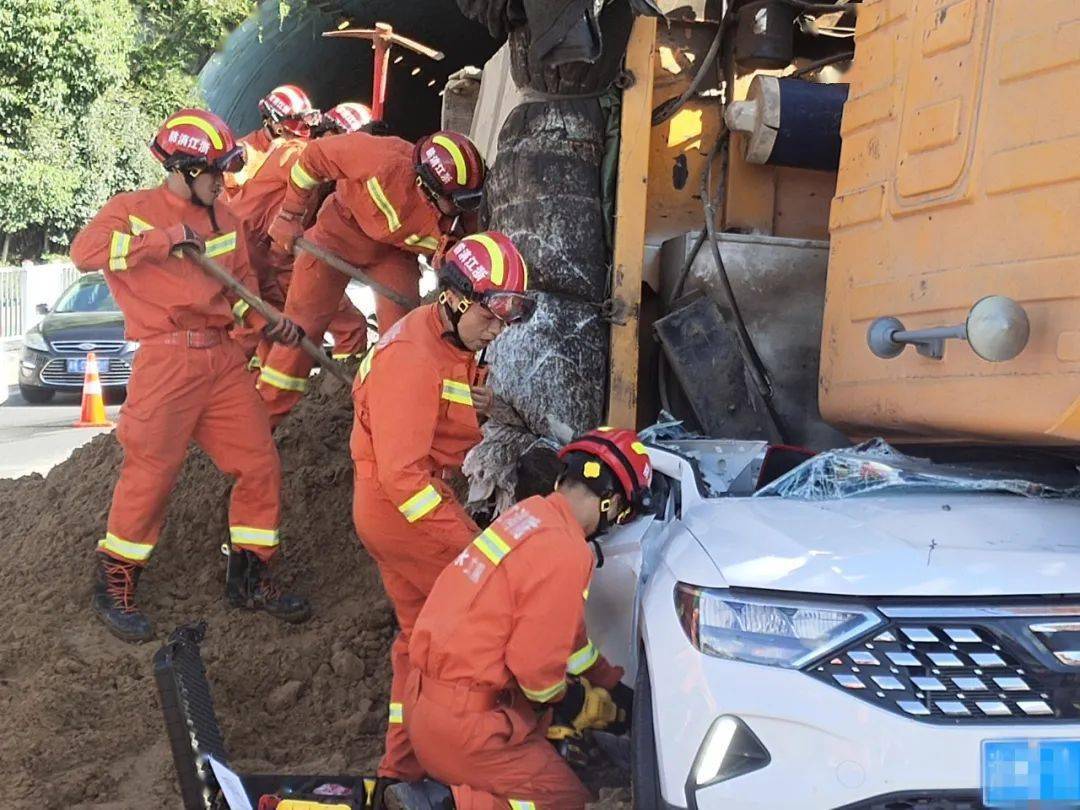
[23,329,48,352]
[675,584,883,668]
[123,340,140,353]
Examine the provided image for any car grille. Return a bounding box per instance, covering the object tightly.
[40,357,132,387]
[49,339,127,354]
[806,608,1080,723]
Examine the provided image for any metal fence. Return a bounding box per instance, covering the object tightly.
[0,263,79,343]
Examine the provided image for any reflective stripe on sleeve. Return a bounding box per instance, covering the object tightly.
[109,231,131,271]
[232,299,251,323]
[205,231,237,258]
[128,215,154,235]
[521,680,567,703]
[98,532,153,562]
[472,527,511,566]
[229,525,279,548]
[567,640,600,675]
[290,161,321,190]
[388,702,404,724]
[366,177,402,232]
[258,365,309,393]
[358,346,377,381]
[509,801,537,810]
[398,484,442,523]
[441,379,473,406]
[404,233,440,252]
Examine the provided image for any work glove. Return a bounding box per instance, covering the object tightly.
[166,224,205,254]
[549,676,619,737]
[606,682,633,736]
[266,209,305,255]
[264,317,304,346]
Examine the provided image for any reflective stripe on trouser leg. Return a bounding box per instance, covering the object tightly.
[97,532,154,563]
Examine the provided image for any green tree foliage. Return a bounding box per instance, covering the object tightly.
[0,0,255,260]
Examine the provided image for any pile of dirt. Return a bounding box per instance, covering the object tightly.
[0,371,629,809]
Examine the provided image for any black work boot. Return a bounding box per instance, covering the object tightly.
[371,776,401,809]
[225,548,311,623]
[384,781,454,810]
[91,553,153,643]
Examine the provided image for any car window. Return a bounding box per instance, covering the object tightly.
[53,278,119,313]
[754,439,1080,501]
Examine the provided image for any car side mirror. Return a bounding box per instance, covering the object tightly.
[35,303,49,315]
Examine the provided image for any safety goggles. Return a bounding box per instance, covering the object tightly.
[212,146,246,174]
[450,188,484,213]
[481,291,536,325]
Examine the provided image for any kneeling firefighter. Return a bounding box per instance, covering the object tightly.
[385,428,651,810]
[350,232,535,806]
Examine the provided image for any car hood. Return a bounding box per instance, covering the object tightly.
[40,311,124,339]
[684,493,1080,597]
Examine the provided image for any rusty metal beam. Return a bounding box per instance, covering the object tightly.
[607,15,658,429]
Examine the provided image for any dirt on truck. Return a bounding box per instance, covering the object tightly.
[0,372,628,809]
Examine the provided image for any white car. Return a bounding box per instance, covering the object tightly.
[587,439,1080,809]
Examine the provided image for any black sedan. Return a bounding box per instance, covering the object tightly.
[19,273,136,404]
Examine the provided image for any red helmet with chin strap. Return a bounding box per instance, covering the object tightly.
[414,131,486,212]
[558,427,653,523]
[437,231,534,324]
[258,84,320,138]
[322,102,372,134]
[150,108,244,174]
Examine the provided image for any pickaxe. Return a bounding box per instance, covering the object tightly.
[323,22,445,122]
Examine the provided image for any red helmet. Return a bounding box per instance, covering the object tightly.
[414,131,486,212]
[558,428,653,523]
[437,231,534,324]
[258,84,320,138]
[150,108,244,174]
[322,102,373,134]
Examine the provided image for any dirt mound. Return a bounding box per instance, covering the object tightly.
[0,371,629,809]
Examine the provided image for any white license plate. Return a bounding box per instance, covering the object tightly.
[983,739,1080,806]
[66,357,108,374]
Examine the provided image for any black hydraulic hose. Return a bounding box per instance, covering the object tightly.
[700,129,788,443]
[651,24,723,127]
[791,50,855,78]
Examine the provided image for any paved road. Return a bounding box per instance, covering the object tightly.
[0,385,120,479]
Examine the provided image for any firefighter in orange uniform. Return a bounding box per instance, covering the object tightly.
[70,108,311,643]
[258,129,485,424]
[384,428,652,810]
[350,233,535,805]
[224,84,321,197]
[225,102,375,369]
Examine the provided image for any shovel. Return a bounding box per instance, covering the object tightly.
[294,237,419,312]
[183,247,354,385]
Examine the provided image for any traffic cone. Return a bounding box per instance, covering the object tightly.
[74,352,114,428]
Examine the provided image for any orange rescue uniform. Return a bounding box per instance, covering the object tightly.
[223,127,276,197]
[70,185,283,565]
[225,138,368,366]
[350,303,483,780]
[258,133,448,422]
[407,493,624,810]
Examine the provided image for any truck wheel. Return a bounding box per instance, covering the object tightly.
[632,647,667,809]
[19,384,54,404]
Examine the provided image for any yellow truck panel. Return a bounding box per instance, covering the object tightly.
[821,0,1080,443]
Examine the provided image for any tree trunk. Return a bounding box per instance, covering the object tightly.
[2,232,11,266]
